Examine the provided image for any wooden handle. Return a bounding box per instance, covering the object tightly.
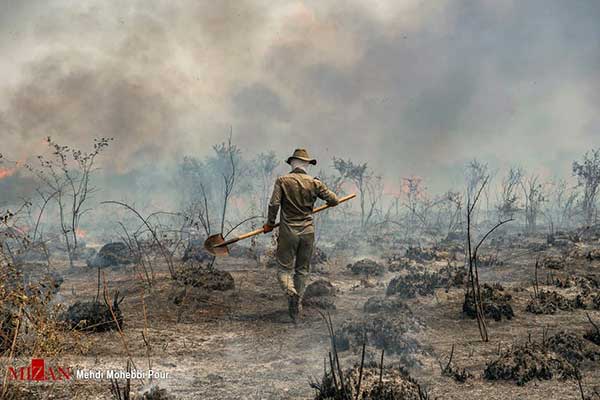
[216,193,356,247]
[313,193,356,213]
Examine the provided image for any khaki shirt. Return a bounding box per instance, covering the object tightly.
[267,168,339,233]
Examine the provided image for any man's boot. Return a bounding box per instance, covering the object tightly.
[293,274,306,320]
[287,293,300,323]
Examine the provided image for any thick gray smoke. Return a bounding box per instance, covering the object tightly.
[0,0,599,200]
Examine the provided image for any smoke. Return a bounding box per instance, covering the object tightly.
[0,0,599,201]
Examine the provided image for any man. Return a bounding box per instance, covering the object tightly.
[264,149,339,323]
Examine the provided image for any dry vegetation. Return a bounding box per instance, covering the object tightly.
[2,141,600,399]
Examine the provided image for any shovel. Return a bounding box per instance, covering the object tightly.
[204,193,356,256]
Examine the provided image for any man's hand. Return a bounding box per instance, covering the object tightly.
[263,223,274,233]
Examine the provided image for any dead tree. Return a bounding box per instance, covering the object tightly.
[543,178,579,234]
[466,177,512,342]
[25,137,112,268]
[443,191,463,236]
[178,156,213,237]
[465,159,491,223]
[497,167,522,220]
[520,173,545,235]
[253,151,279,217]
[572,148,600,225]
[333,158,380,230]
[403,176,425,230]
[212,133,240,234]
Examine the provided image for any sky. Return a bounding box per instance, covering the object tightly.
[0,0,599,200]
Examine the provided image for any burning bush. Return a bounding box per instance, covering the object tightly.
[463,283,514,322]
[346,259,386,276]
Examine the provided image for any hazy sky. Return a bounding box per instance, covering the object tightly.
[0,0,599,195]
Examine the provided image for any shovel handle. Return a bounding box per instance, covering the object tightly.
[215,193,356,247]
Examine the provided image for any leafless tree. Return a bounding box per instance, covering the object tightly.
[519,173,545,234]
[400,176,449,237]
[497,167,522,220]
[178,156,214,239]
[465,159,491,225]
[466,176,512,342]
[24,137,112,268]
[543,178,579,233]
[403,176,425,229]
[253,151,279,217]
[572,148,600,225]
[440,190,463,236]
[332,158,380,229]
[212,133,240,234]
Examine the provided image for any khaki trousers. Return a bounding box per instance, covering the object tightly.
[275,223,314,298]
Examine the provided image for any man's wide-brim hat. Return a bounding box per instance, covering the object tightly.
[286,148,317,165]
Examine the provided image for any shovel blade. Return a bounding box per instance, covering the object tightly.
[204,233,230,257]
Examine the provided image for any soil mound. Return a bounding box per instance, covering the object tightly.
[181,239,213,263]
[405,247,437,262]
[463,283,514,321]
[138,385,176,400]
[478,254,503,268]
[228,244,254,259]
[303,279,336,310]
[61,294,124,332]
[386,265,466,298]
[526,290,574,314]
[87,242,139,268]
[336,315,423,367]
[363,296,411,314]
[346,259,386,276]
[311,247,329,265]
[545,331,600,367]
[584,326,600,346]
[541,255,566,270]
[313,363,424,400]
[175,262,234,291]
[387,256,424,273]
[305,279,336,298]
[484,342,578,385]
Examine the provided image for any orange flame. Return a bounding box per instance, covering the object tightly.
[0,167,16,180]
